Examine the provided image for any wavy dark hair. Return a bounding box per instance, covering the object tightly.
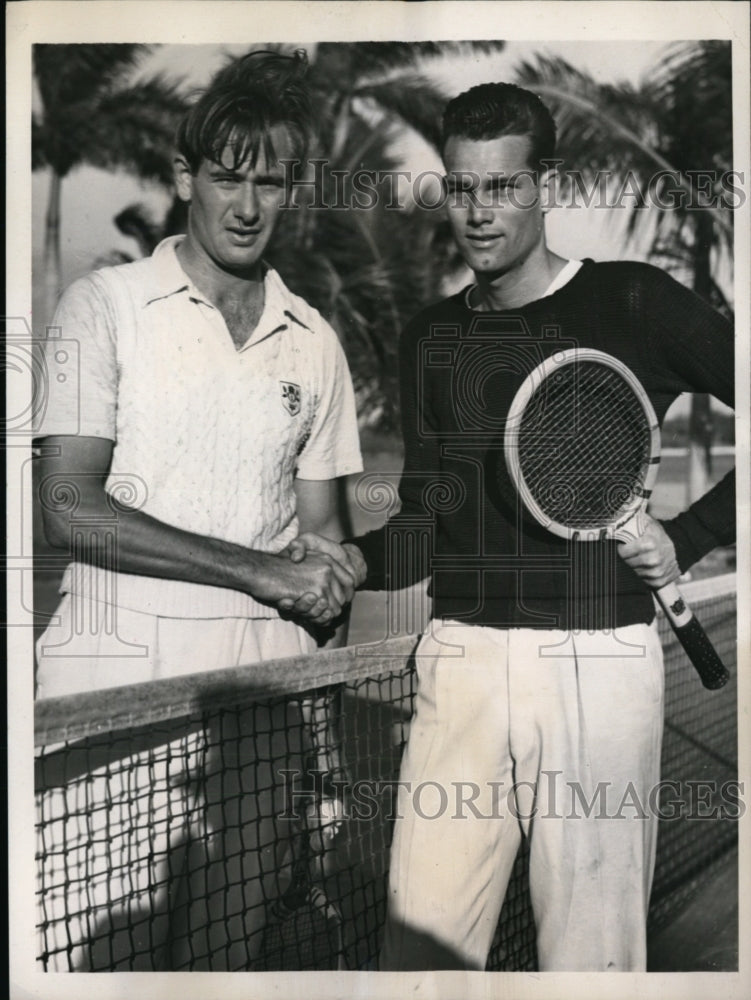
[442,82,557,171]
[176,49,312,173]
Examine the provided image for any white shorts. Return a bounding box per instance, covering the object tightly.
[35,593,316,697]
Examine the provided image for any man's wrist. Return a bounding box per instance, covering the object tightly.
[341,541,368,588]
[226,546,279,599]
[660,516,703,575]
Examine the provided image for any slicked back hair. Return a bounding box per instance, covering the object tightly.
[441,82,557,173]
[176,49,312,174]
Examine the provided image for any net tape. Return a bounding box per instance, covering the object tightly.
[35,574,738,971]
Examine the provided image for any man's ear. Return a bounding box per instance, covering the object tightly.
[539,165,559,215]
[173,155,194,203]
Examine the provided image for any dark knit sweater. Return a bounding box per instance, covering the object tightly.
[352,260,735,630]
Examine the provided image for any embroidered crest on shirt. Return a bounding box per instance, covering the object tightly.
[280,381,302,416]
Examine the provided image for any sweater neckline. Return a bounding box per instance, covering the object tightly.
[462,258,593,313]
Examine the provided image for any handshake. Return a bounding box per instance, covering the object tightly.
[273,533,368,626]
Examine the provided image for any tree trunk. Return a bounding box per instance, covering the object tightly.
[687,213,715,505]
[43,169,62,328]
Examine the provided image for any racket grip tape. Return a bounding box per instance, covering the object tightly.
[655,583,730,690]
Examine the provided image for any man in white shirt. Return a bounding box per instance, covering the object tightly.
[34,50,362,970]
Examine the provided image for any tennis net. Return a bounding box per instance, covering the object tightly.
[34,573,738,972]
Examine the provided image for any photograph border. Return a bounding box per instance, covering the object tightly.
[7,3,750,999]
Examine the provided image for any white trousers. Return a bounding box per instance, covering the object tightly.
[380,621,665,972]
[35,598,316,970]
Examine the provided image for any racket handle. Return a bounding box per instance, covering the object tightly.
[655,582,730,690]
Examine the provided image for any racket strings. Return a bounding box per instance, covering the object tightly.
[517,362,652,529]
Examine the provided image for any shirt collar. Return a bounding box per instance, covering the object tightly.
[253,266,313,347]
[140,235,202,306]
[141,236,313,344]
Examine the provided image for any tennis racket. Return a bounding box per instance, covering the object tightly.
[504,347,729,690]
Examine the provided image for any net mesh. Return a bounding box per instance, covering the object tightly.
[35,575,737,972]
[517,360,654,530]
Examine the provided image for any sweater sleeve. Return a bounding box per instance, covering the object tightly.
[350,315,442,591]
[645,267,736,571]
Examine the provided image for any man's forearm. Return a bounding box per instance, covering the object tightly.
[661,469,736,573]
[45,491,355,612]
[49,493,273,592]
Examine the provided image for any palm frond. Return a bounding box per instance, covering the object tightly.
[646,40,732,170]
[33,44,153,115]
[316,41,503,79]
[33,63,185,181]
[516,55,662,173]
[88,77,187,183]
[354,74,449,150]
[515,53,733,241]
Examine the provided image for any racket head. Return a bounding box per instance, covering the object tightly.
[504,348,661,540]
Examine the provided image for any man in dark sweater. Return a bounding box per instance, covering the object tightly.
[284,83,735,971]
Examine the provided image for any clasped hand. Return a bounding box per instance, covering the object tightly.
[618,513,680,588]
[277,534,367,625]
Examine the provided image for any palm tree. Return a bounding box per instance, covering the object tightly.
[515,41,733,500]
[32,43,186,323]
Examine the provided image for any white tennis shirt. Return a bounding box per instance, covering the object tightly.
[35,236,363,618]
